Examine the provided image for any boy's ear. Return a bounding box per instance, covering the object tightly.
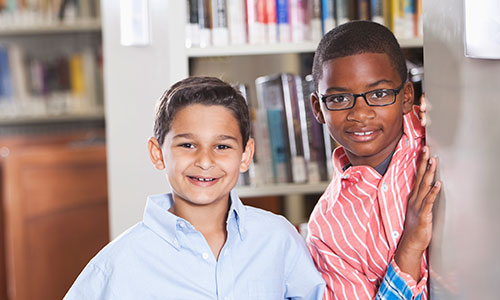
[311,92,326,124]
[239,138,255,173]
[148,137,165,170]
[402,81,415,114]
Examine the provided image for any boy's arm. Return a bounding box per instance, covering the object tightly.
[63,263,115,300]
[377,146,441,300]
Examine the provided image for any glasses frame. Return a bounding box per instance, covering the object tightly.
[317,82,406,111]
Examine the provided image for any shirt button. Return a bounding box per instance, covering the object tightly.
[173,239,179,247]
[179,222,185,228]
[202,252,209,260]
[392,231,399,239]
[382,183,388,192]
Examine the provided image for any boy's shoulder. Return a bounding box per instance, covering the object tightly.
[242,205,301,239]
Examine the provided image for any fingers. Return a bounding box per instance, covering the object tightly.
[421,180,441,214]
[416,155,439,210]
[419,94,427,127]
[412,146,431,198]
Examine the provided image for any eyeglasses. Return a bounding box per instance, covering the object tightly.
[317,82,405,111]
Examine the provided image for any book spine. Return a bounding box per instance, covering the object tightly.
[321,0,335,35]
[415,0,422,37]
[247,0,265,44]
[0,47,13,102]
[310,0,323,40]
[265,0,277,43]
[336,0,351,26]
[281,73,307,183]
[356,0,371,20]
[186,0,201,48]
[276,0,290,43]
[371,0,385,25]
[289,0,306,43]
[211,0,229,46]
[227,0,247,45]
[402,0,415,38]
[198,0,212,47]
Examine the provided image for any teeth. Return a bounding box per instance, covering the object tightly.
[353,131,374,136]
[193,177,215,182]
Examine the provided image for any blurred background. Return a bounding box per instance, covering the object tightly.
[2,0,499,300]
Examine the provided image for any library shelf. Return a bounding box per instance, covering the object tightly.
[0,111,105,126]
[0,19,101,36]
[186,37,423,58]
[236,181,330,198]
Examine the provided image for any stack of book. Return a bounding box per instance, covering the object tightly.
[235,72,336,186]
[0,45,103,118]
[186,0,423,48]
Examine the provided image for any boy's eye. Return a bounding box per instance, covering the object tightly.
[326,94,351,104]
[179,143,195,149]
[216,144,231,150]
[369,90,389,99]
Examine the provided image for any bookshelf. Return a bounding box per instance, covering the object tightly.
[0,7,103,127]
[101,0,425,236]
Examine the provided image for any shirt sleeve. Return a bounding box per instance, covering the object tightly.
[283,224,326,300]
[376,259,428,300]
[63,263,116,300]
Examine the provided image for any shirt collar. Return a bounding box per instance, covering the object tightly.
[142,190,248,249]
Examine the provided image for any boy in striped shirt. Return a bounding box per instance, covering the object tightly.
[307,21,441,300]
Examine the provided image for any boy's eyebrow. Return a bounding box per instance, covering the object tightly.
[324,79,396,93]
[172,133,238,142]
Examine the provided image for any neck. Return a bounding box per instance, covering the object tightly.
[169,194,230,259]
[346,132,402,169]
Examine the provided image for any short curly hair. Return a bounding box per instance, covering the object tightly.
[312,20,407,90]
[154,76,250,148]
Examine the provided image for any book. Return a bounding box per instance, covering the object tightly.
[198,0,212,47]
[282,74,307,183]
[321,0,336,35]
[356,0,371,20]
[211,0,229,46]
[276,0,291,43]
[264,0,277,43]
[302,75,328,182]
[309,0,323,41]
[246,0,266,44]
[336,0,352,26]
[227,0,246,45]
[255,74,291,183]
[0,47,13,102]
[289,0,306,43]
[371,0,385,25]
[186,0,201,48]
[402,0,415,38]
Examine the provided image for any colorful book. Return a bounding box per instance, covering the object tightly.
[247,0,266,44]
[371,0,385,25]
[276,0,291,43]
[321,0,336,35]
[356,0,371,20]
[402,0,415,38]
[255,74,292,183]
[0,47,13,102]
[289,0,306,43]
[264,0,277,43]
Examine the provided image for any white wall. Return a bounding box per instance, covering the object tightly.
[424,1,500,298]
[102,0,187,237]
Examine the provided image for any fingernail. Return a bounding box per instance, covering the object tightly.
[434,181,441,188]
[422,147,427,153]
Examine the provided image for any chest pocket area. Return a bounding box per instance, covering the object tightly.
[248,279,283,299]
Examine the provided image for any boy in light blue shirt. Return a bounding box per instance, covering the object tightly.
[64,76,325,299]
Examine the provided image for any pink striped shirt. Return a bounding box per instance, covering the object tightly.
[307,107,428,300]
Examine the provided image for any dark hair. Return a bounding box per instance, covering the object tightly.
[312,20,407,90]
[154,76,250,148]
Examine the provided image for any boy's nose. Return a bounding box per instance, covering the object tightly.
[194,149,215,170]
[347,95,375,121]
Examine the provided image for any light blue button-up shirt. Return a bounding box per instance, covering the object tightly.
[64,190,325,299]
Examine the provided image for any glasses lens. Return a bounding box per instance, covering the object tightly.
[324,94,353,110]
[366,90,396,105]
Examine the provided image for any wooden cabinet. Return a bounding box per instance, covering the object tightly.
[0,133,109,300]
